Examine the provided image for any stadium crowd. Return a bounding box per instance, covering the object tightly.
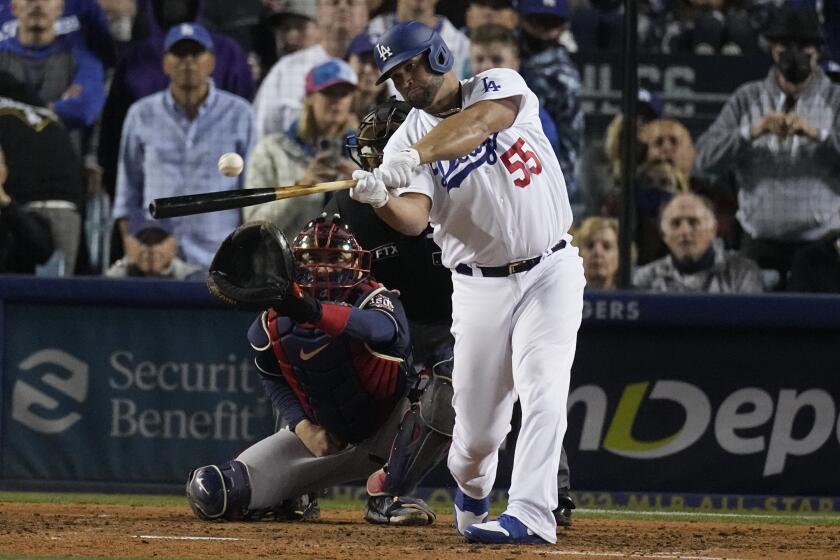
[0,0,838,295]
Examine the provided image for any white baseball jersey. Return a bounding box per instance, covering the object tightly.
[385,68,573,269]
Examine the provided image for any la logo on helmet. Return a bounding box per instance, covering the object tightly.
[376,44,392,60]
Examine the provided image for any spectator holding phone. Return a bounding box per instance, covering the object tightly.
[244,58,359,237]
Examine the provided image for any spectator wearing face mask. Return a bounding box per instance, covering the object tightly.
[694,7,840,288]
[633,193,763,294]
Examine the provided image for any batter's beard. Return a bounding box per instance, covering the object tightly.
[405,75,444,110]
[24,19,49,34]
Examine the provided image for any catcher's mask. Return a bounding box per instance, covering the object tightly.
[292,213,371,302]
[346,97,412,171]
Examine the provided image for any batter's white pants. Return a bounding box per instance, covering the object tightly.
[447,244,585,543]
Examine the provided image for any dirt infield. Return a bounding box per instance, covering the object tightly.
[2,502,839,560]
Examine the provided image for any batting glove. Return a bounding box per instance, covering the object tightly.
[378,148,421,189]
[350,170,389,208]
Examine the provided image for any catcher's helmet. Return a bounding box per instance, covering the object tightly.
[374,20,453,85]
[292,213,371,302]
[347,98,412,170]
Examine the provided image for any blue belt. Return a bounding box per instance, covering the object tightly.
[455,240,567,277]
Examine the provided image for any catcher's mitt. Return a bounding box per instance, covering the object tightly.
[207,221,297,311]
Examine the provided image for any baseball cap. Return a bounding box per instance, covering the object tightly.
[514,0,569,18]
[346,32,376,58]
[763,7,822,46]
[637,88,663,120]
[305,59,358,95]
[164,22,214,52]
[127,215,173,239]
[264,0,318,25]
[276,0,317,20]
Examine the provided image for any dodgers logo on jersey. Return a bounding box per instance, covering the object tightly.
[482,77,501,93]
[431,133,499,191]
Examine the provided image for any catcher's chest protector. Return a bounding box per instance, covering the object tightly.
[266,296,410,444]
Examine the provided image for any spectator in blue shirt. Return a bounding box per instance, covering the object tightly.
[0,0,116,66]
[0,0,105,131]
[99,0,255,199]
[113,22,255,269]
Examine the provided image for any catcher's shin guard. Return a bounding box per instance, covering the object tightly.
[186,460,252,520]
[382,359,454,496]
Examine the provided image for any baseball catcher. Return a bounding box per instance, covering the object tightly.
[187,214,442,525]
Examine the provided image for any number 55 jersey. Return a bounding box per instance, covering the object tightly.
[385,67,573,269]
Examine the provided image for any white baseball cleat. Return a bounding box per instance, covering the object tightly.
[453,488,489,536]
[463,514,550,545]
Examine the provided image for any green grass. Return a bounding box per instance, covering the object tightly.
[0,491,186,507]
[0,491,371,511]
[3,491,840,526]
[570,508,840,526]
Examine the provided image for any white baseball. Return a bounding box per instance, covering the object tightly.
[218,152,244,177]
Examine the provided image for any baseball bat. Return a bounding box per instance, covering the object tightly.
[148,179,356,219]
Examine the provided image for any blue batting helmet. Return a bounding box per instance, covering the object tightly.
[374,21,453,85]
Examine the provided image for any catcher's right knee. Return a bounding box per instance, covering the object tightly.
[186,460,252,521]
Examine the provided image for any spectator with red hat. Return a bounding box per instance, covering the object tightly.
[244,58,359,238]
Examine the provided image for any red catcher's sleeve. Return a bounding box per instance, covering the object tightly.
[313,303,352,337]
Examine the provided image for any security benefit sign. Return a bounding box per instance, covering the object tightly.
[566,325,840,495]
[2,304,274,482]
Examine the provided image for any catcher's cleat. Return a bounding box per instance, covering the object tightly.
[554,488,576,527]
[280,493,320,521]
[256,493,320,522]
[364,495,436,525]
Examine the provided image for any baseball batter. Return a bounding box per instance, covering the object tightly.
[350,22,585,544]
[336,98,577,526]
